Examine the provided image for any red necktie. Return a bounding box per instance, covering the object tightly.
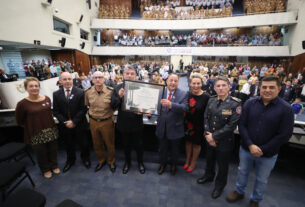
[167,92,172,111]
[66,89,70,100]
[66,89,71,119]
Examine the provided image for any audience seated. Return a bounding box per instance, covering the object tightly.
[104,31,282,47]
[244,0,286,15]
[23,60,73,80]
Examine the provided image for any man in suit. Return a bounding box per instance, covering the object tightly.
[111,65,146,174]
[156,73,188,176]
[250,80,260,97]
[53,72,90,173]
[0,68,16,82]
[279,80,294,103]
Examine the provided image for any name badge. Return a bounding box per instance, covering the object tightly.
[222,109,232,115]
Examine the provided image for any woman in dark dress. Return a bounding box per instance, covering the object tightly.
[184,73,210,172]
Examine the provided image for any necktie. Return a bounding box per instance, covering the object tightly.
[217,99,222,107]
[167,92,172,111]
[66,89,70,100]
[66,89,71,119]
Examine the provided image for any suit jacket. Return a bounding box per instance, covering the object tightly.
[0,73,14,82]
[279,86,295,102]
[53,86,88,129]
[249,84,260,97]
[155,88,187,140]
[110,83,143,132]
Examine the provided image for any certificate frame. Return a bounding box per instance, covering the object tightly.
[122,80,165,116]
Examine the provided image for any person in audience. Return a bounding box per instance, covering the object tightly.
[279,80,295,103]
[73,73,82,89]
[111,65,147,174]
[226,76,294,207]
[249,79,260,97]
[85,71,116,173]
[16,77,59,178]
[53,72,91,172]
[0,68,15,82]
[291,97,303,117]
[197,76,241,199]
[82,76,91,90]
[239,79,252,104]
[156,74,188,176]
[184,73,210,172]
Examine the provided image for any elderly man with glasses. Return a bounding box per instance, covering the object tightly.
[85,71,116,173]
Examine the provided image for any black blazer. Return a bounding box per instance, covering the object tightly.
[53,87,88,128]
[249,84,260,97]
[110,83,143,132]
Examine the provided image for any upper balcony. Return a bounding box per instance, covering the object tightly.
[91,11,298,30]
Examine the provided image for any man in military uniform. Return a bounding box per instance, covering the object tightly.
[85,71,116,173]
[197,76,241,199]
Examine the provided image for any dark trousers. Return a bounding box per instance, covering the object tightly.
[121,129,144,164]
[204,146,232,190]
[62,126,90,163]
[32,140,58,173]
[159,137,181,165]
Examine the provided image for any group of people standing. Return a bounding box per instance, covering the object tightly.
[15,65,294,207]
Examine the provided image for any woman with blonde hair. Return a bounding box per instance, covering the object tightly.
[184,73,210,172]
[16,77,59,178]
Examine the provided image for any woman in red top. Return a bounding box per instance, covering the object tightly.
[16,77,59,178]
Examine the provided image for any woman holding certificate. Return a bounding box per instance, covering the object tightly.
[184,73,210,172]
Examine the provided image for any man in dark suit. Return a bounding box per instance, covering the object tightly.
[0,68,15,82]
[250,80,260,97]
[111,65,146,174]
[156,73,188,176]
[53,72,90,172]
[279,80,295,103]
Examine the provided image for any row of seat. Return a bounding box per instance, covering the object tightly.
[0,142,81,207]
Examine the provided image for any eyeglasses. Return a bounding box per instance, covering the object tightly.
[93,76,104,79]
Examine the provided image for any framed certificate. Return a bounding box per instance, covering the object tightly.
[122,80,165,116]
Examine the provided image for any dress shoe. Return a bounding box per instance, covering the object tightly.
[183,164,189,170]
[138,162,145,174]
[197,176,213,184]
[43,171,52,179]
[52,168,61,174]
[83,160,91,169]
[226,191,244,203]
[95,162,106,172]
[158,164,166,175]
[109,163,116,173]
[250,200,259,207]
[186,167,194,173]
[63,162,74,173]
[211,188,223,199]
[170,164,177,176]
[122,162,130,174]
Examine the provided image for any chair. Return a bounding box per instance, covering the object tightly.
[0,142,35,165]
[2,188,46,207]
[0,162,35,201]
[56,199,83,207]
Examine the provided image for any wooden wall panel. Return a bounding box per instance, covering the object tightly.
[291,53,305,75]
[74,50,90,75]
[50,50,74,65]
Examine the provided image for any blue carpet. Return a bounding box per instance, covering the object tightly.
[3,148,305,207]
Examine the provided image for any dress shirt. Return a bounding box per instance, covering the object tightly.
[239,96,294,157]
